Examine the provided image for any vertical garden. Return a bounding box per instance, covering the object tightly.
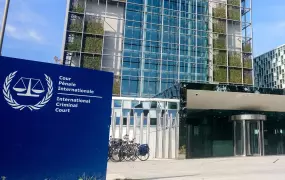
[212,4,227,83]
[212,0,253,85]
[65,1,117,90]
[81,17,104,70]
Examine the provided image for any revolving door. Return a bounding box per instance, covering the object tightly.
[232,114,266,156]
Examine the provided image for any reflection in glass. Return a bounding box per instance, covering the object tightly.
[235,121,244,155]
[249,122,259,155]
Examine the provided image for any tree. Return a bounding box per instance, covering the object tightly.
[54,56,63,64]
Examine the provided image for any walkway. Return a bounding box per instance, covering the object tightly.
[107,156,285,180]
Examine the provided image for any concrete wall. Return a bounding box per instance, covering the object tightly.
[208,1,214,82]
[187,89,285,112]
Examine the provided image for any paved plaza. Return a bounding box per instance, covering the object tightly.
[107,156,285,180]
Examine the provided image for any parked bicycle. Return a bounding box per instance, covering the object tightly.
[108,134,150,162]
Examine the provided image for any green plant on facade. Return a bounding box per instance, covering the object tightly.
[85,21,104,35]
[228,52,241,67]
[83,36,103,54]
[69,21,82,32]
[229,68,242,83]
[81,55,101,70]
[228,8,240,21]
[213,36,226,49]
[243,56,252,69]
[244,71,253,84]
[113,76,121,95]
[214,51,227,65]
[213,20,226,34]
[70,3,84,13]
[65,36,81,51]
[243,43,252,53]
[213,5,226,18]
[227,0,240,6]
[213,67,227,82]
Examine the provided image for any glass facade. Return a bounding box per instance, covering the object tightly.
[254,44,285,89]
[122,0,209,97]
[62,0,253,98]
[181,110,285,158]
[111,97,179,125]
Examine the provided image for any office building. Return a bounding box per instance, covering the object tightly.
[254,44,285,88]
[60,0,285,160]
[61,0,253,98]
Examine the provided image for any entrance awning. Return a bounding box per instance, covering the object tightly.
[187,90,285,112]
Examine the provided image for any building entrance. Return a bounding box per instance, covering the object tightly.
[232,114,266,156]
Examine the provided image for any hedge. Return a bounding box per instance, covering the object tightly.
[228,52,241,67]
[229,68,242,83]
[65,36,81,51]
[228,8,240,21]
[213,36,226,49]
[243,56,252,68]
[244,70,253,84]
[213,20,226,34]
[70,4,84,13]
[213,67,227,82]
[243,43,252,53]
[83,36,103,54]
[81,55,101,70]
[213,5,226,18]
[214,51,227,65]
[227,0,240,6]
[69,21,82,32]
[113,76,121,95]
[85,21,104,35]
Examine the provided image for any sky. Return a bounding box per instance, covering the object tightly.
[0,0,284,63]
[253,0,285,56]
[0,0,66,63]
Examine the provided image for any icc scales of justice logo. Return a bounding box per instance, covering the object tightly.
[2,71,53,111]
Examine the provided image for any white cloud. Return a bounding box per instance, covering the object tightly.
[12,0,48,27]
[6,24,16,34]
[28,30,44,43]
[5,24,44,43]
[0,0,47,44]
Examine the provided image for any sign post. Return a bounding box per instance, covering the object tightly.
[0,56,113,179]
[0,0,10,55]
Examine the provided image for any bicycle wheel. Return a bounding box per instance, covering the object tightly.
[111,147,122,162]
[125,145,136,161]
[117,145,128,162]
[137,152,150,161]
[131,145,138,161]
[137,144,150,161]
